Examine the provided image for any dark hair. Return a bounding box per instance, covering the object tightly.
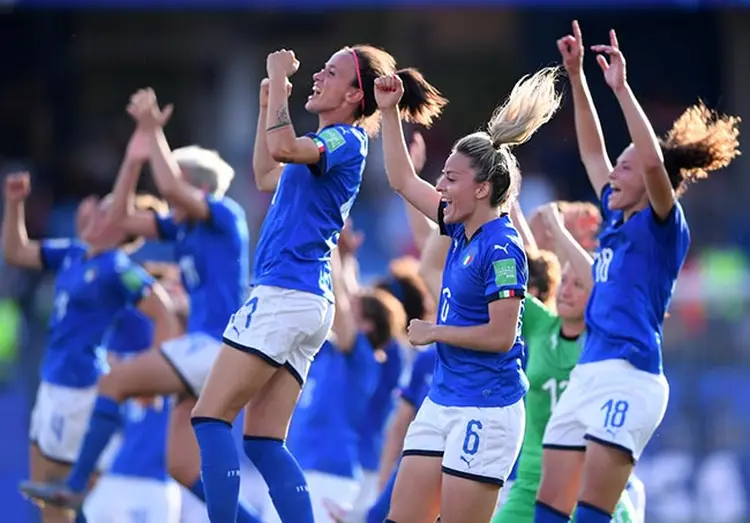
[453,67,562,208]
[374,256,434,324]
[659,102,741,196]
[527,248,561,308]
[348,45,448,136]
[360,288,407,350]
[120,194,168,253]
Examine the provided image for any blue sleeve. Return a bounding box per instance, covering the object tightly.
[400,349,435,407]
[646,201,691,253]
[39,239,86,271]
[153,212,180,241]
[205,196,240,233]
[110,252,155,305]
[306,125,365,176]
[483,237,527,303]
[436,201,461,238]
[599,184,615,223]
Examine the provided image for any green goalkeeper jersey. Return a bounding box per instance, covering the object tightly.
[493,295,636,523]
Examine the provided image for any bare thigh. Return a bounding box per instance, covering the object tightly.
[167,397,201,487]
[440,473,499,523]
[536,448,585,515]
[243,367,302,439]
[192,345,277,423]
[388,455,442,523]
[98,349,188,402]
[578,441,633,513]
[29,444,73,523]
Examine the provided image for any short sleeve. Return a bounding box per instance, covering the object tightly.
[521,294,555,339]
[400,348,435,407]
[153,212,180,241]
[646,201,691,255]
[599,184,616,223]
[484,239,527,303]
[205,196,239,233]
[437,201,461,238]
[111,252,155,305]
[39,239,86,271]
[305,125,366,176]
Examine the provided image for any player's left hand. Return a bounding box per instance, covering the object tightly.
[267,49,300,79]
[127,88,173,130]
[339,219,364,257]
[407,318,436,346]
[591,29,627,91]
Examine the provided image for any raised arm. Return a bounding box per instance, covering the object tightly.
[330,248,358,352]
[375,75,442,223]
[253,78,291,192]
[558,20,613,198]
[104,128,160,239]
[127,89,211,222]
[404,132,439,253]
[510,199,539,257]
[265,51,322,165]
[593,30,675,220]
[418,228,450,302]
[539,203,593,289]
[2,173,41,269]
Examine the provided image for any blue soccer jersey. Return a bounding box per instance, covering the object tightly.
[357,339,403,472]
[400,345,437,409]
[39,241,154,388]
[253,125,367,302]
[287,334,380,478]
[581,185,690,374]
[430,202,529,408]
[154,196,249,340]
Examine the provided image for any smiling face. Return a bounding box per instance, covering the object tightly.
[608,144,649,212]
[304,49,363,116]
[435,151,490,225]
[555,263,589,321]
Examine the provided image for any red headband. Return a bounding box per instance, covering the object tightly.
[350,48,365,112]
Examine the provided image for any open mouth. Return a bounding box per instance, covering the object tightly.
[308,84,322,100]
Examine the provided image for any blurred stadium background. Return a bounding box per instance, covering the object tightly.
[0,2,749,522]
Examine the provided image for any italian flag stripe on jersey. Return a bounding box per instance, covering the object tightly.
[498,289,519,299]
[312,137,326,153]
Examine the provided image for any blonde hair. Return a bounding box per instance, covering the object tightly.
[172,146,235,197]
[453,66,562,209]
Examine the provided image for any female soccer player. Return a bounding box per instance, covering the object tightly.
[22,93,260,523]
[83,264,186,523]
[534,21,741,523]
[4,174,179,523]
[374,67,562,523]
[286,247,407,523]
[189,46,446,523]
[494,204,637,523]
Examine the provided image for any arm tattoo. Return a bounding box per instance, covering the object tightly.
[266,105,292,132]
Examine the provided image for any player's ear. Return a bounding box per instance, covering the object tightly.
[475,180,491,201]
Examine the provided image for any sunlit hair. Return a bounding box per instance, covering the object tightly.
[172,146,235,197]
[347,45,448,136]
[453,67,562,210]
[659,101,741,195]
[527,248,562,308]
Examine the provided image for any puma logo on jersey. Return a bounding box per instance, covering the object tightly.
[493,244,510,254]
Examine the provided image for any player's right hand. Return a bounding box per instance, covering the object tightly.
[4,172,31,202]
[259,77,293,108]
[266,49,300,79]
[374,74,404,110]
[557,20,584,76]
